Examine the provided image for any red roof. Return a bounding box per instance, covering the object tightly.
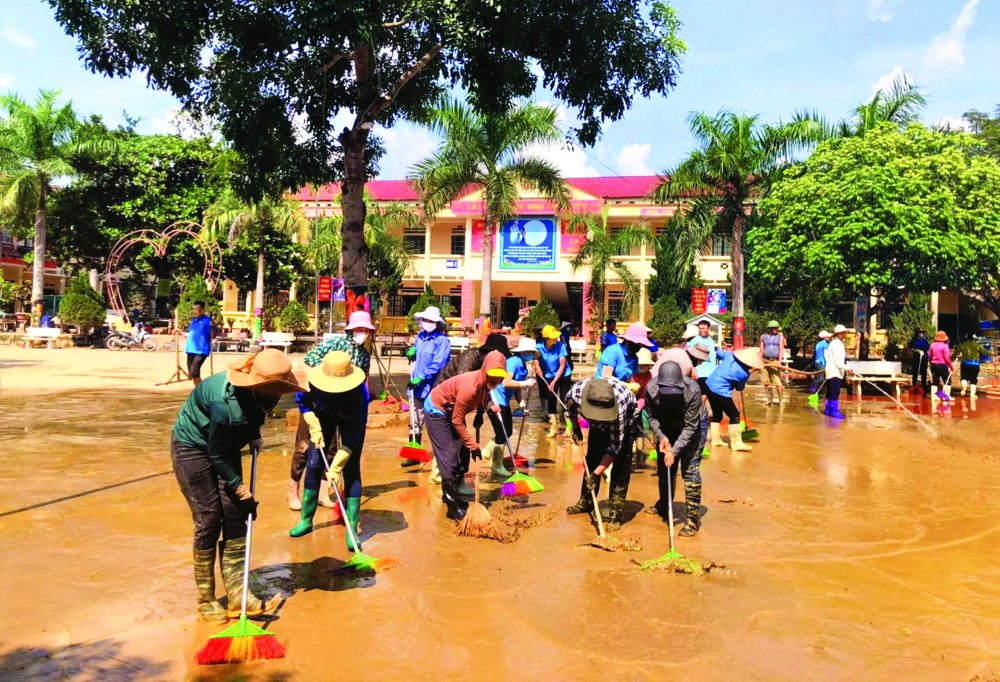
[293,175,663,203]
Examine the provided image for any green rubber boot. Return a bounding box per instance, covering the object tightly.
[289,488,320,537]
[345,497,362,552]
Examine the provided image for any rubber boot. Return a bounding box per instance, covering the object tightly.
[441,477,468,521]
[289,488,319,537]
[961,379,968,397]
[824,399,832,416]
[221,538,278,617]
[728,424,752,451]
[566,495,594,515]
[765,387,774,405]
[546,414,559,438]
[943,385,953,401]
[709,422,724,448]
[193,547,227,622]
[775,388,784,405]
[828,400,845,420]
[489,441,510,478]
[318,478,336,509]
[605,481,627,532]
[286,477,301,511]
[345,497,362,552]
[429,457,442,485]
[971,384,978,399]
[678,479,701,537]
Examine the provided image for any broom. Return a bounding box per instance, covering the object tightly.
[318,447,400,574]
[736,391,759,440]
[495,405,544,496]
[505,384,532,469]
[455,458,509,542]
[196,449,286,664]
[639,465,703,574]
[572,440,639,552]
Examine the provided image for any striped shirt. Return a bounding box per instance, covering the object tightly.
[565,376,637,460]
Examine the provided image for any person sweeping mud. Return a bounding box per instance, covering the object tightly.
[703,347,764,451]
[810,331,831,397]
[957,335,991,398]
[171,349,304,622]
[565,376,639,532]
[424,351,509,521]
[534,324,571,438]
[823,325,852,419]
[487,337,537,477]
[402,306,451,466]
[929,331,954,401]
[289,351,368,545]
[908,328,930,395]
[643,361,705,536]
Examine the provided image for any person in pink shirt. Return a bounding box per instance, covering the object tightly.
[928,331,954,401]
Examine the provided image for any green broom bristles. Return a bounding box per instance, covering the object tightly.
[500,471,544,497]
[334,551,400,575]
[647,449,657,462]
[195,615,286,664]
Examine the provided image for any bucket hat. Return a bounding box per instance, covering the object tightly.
[818,330,831,339]
[621,322,653,347]
[513,337,540,357]
[480,332,512,357]
[636,348,655,367]
[580,379,618,422]
[228,349,306,395]
[414,306,444,324]
[767,320,780,329]
[935,330,948,342]
[308,350,366,393]
[682,323,700,340]
[686,344,710,362]
[833,324,848,334]
[345,310,376,331]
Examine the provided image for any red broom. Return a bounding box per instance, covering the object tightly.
[398,440,432,462]
[196,449,285,664]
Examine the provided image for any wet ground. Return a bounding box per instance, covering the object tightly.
[1,383,999,681]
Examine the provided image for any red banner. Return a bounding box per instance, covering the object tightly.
[317,276,333,302]
[461,279,474,329]
[560,220,586,255]
[471,221,497,254]
[453,199,603,215]
[691,288,707,315]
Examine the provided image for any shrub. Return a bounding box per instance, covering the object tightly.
[521,297,560,336]
[647,295,688,347]
[406,285,455,333]
[175,277,221,331]
[59,275,106,332]
[887,294,936,349]
[280,300,309,333]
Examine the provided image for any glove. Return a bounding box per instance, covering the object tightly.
[302,410,324,451]
[406,346,416,359]
[326,446,352,491]
[236,493,258,520]
[626,382,641,394]
[572,427,584,444]
[473,410,484,431]
[583,473,598,493]
[519,399,528,411]
[471,448,482,461]
[409,376,422,387]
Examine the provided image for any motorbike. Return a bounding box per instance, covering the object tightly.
[105,326,157,351]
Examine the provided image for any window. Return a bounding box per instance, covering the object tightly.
[236,292,247,312]
[442,289,462,317]
[609,227,631,256]
[387,289,422,317]
[711,230,733,257]
[607,291,624,320]
[450,227,465,255]
[403,229,426,254]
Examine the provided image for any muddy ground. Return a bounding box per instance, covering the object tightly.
[1,352,999,680]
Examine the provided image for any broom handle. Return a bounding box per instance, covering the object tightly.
[855,375,937,436]
[317,446,363,559]
[474,457,480,504]
[240,448,259,621]
[573,440,606,539]
[663,450,676,554]
[513,384,532,454]
[492,402,521,475]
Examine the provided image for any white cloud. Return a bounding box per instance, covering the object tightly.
[0,73,13,89]
[615,143,653,175]
[1,21,36,48]
[871,66,914,95]
[936,115,972,131]
[374,122,441,180]
[924,0,978,67]
[151,107,215,140]
[519,140,599,178]
[867,0,907,22]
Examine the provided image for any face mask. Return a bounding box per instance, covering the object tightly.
[353,331,368,346]
[520,353,534,363]
[421,320,437,333]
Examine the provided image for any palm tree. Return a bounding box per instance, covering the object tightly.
[831,75,926,138]
[567,205,656,324]
[203,192,310,338]
[410,98,570,318]
[652,110,825,326]
[0,90,116,307]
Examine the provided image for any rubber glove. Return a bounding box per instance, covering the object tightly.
[302,410,324,451]
[409,376,422,387]
[326,446,352,490]
[406,346,416,359]
[626,381,641,394]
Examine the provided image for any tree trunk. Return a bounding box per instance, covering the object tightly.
[88,268,101,293]
[31,186,47,318]
[479,222,494,318]
[254,231,265,340]
[731,210,746,348]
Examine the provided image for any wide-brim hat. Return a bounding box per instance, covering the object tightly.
[833,324,848,334]
[818,330,832,339]
[541,324,561,340]
[415,306,444,324]
[308,350,366,393]
[481,332,512,357]
[228,349,306,395]
[935,330,948,342]
[682,323,700,340]
[622,322,653,347]
[686,344,710,362]
[636,348,655,367]
[580,379,618,422]
[513,337,540,356]
[733,347,765,370]
[345,310,376,331]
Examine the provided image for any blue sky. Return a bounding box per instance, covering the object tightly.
[2,0,997,181]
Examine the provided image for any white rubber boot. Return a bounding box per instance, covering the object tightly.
[286,478,302,511]
[728,424,752,452]
[960,380,968,397]
[710,422,724,447]
[971,384,978,399]
[546,414,559,438]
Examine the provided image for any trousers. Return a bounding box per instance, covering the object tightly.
[171,435,246,551]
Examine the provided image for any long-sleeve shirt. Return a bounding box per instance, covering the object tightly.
[928,341,953,368]
[425,364,498,451]
[595,342,636,381]
[433,348,484,387]
[688,335,718,379]
[297,383,368,454]
[705,350,750,398]
[565,376,637,461]
[172,373,263,490]
[813,339,829,369]
[410,330,451,399]
[824,338,849,380]
[304,334,370,374]
[908,336,930,355]
[643,376,704,456]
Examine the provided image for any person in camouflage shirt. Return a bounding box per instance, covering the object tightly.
[286,311,374,511]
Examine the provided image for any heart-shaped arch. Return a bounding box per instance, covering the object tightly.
[104,222,223,326]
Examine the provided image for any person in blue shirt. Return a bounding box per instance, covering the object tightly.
[687,320,718,392]
[704,347,763,452]
[185,301,214,386]
[405,306,452,455]
[535,324,571,438]
[595,322,653,382]
[600,318,618,352]
[560,322,576,378]
[908,328,930,395]
[486,337,537,477]
[809,331,831,400]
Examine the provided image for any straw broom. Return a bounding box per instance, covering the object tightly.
[455,458,509,542]
[639,459,703,574]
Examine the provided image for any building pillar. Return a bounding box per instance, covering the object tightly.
[423,218,432,285]
[930,291,940,330]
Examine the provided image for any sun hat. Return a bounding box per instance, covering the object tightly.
[541,324,561,340]
[308,350,365,393]
[580,379,618,422]
[480,332,512,357]
[483,350,509,378]
[733,347,765,370]
[622,322,653,347]
[818,330,832,339]
[686,344,710,362]
[657,361,685,395]
[833,324,848,334]
[560,321,574,331]
[414,306,444,324]
[345,310,376,331]
[767,320,780,329]
[935,330,948,342]
[513,337,540,356]
[228,348,306,394]
[637,347,655,367]
[682,323,700,340]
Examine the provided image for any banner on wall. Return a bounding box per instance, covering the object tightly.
[461,280,474,329]
[317,276,333,302]
[691,288,707,314]
[560,220,586,255]
[706,289,727,315]
[331,278,346,302]
[498,217,557,271]
[471,221,496,253]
